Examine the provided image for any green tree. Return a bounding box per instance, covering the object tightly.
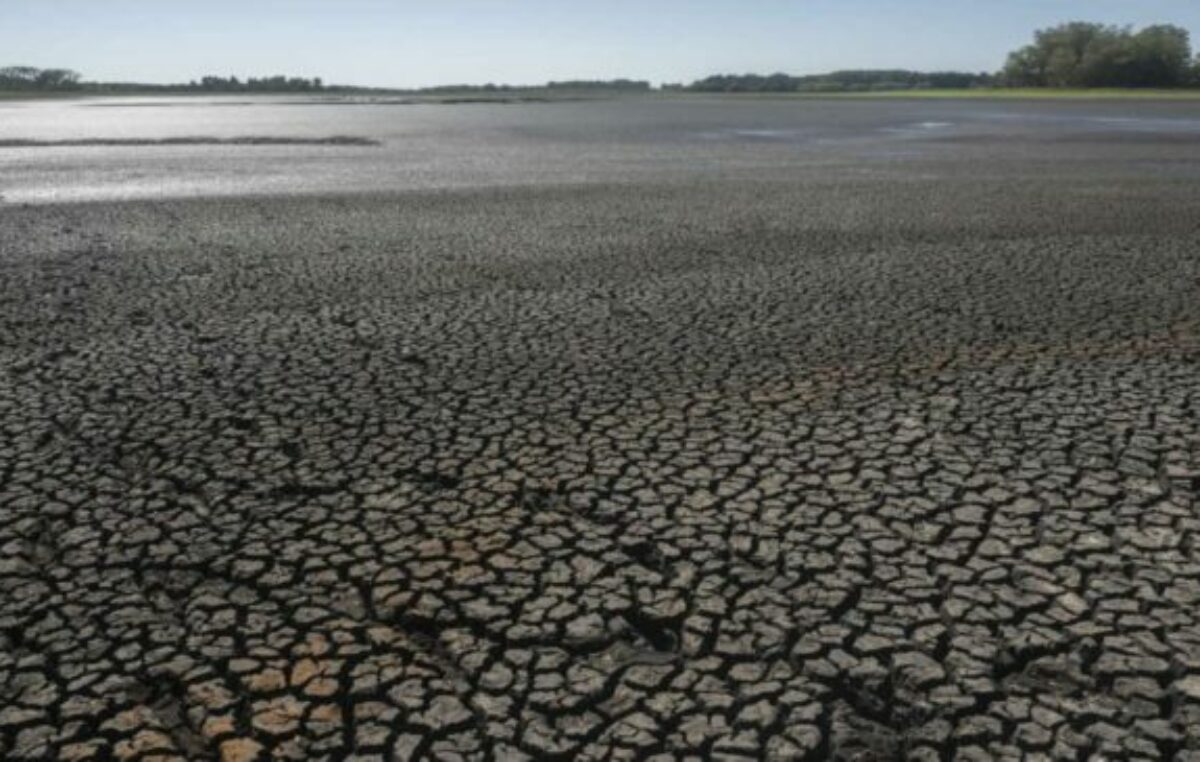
[1,66,80,90]
[1002,46,1045,86]
[1128,25,1191,86]
[1002,22,1194,87]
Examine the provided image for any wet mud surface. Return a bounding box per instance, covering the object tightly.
[3,100,1200,760]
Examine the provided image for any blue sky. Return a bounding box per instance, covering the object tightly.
[3,1,1198,88]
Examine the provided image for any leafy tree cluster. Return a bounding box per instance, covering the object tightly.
[687,22,1199,93]
[190,75,324,92]
[545,79,651,91]
[417,83,519,94]
[416,79,650,94]
[689,69,994,93]
[1003,23,1196,87]
[0,66,81,91]
[0,68,330,94]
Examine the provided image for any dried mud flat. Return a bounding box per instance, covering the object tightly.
[2,145,1200,761]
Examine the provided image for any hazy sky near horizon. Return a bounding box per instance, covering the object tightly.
[3,1,1199,88]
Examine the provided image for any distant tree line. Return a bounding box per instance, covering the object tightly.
[6,23,1200,96]
[546,79,651,91]
[688,22,1200,92]
[412,79,650,95]
[1003,23,1198,87]
[189,75,324,92]
[0,67,327,94]
[688,70,995,93]
[0,66,82,91]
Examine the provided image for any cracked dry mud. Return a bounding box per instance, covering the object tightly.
[3,155,1200,760]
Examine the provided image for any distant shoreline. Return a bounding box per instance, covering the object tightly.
[6,88,1200,103]
[686,88,1200,101]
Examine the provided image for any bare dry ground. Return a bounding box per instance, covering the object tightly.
[2,101,1200,760]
